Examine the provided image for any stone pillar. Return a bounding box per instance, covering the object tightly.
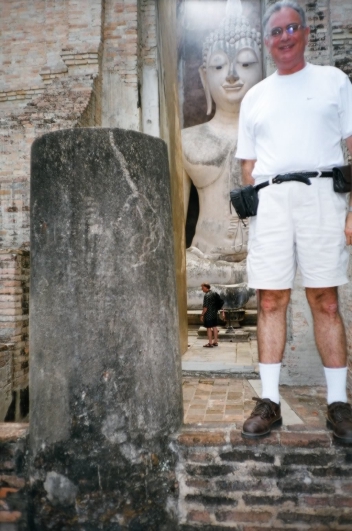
[29,128,183,529]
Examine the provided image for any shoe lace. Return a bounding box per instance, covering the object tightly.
[330,403,352,423]
[250,397,277,419]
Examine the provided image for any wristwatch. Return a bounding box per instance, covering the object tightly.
[349,206,352,212]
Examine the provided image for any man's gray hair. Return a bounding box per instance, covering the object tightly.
[263,1,307,33]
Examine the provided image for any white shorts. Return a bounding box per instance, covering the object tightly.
[247,178,349,289]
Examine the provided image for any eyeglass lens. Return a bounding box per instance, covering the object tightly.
[270,23,301,37]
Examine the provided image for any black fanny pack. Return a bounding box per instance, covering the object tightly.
[230,165,351,220]
[332,164,352,193]
[230,185,260,220]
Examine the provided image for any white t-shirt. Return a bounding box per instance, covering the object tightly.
[235,63,352,184]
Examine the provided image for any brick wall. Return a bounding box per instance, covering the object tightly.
[330,0,352,81]
[177,426,352,529]
[0,251,29,422]
[101,0,140,128]
[0,0,104,249]
[0,0,105,420]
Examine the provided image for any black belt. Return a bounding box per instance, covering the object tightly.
[256,171,333,191]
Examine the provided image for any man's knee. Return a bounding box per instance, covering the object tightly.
[258,289,290,314]
[306,287,339,316]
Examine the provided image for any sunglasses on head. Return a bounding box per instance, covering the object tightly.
[267,23,304,38]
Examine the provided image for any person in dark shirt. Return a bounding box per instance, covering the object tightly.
[201,283,219,347]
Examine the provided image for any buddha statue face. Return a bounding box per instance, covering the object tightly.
[200,10,262,114]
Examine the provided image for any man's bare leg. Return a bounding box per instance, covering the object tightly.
[305,287,347,368]
[206,327,213,345]
[213,326,218,344]
[306,287,348,404]
[257,289,291,363]
[306,286,352,442]
[242,289,291,438]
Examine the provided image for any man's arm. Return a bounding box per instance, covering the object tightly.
[345,136,352,245]
[241,159,256,186]
[346,135,352,159]
[200,305,207,323]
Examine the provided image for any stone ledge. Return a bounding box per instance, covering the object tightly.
[176,426,337,448]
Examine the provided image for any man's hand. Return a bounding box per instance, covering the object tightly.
[345,212,352,245]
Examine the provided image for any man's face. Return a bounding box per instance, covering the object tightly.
[264,7,310,75]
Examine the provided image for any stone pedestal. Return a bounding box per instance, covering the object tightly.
[29,128,183,529]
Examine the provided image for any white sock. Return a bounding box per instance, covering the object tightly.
[324,366,348,405]
[259,362,281,405]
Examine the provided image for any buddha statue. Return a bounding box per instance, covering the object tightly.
[182,0,262,306]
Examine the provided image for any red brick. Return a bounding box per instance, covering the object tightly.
[187,510,211,524]
[0,488,18,498]
[178,430,226,446]
[0,463,15,472]
[230,429,280,446]
[339,483,352,492]
[280,432,331,447]
[242,528,275,531]
[216,510,272,523]
[304,496,352,507]
[185,478,211,489]
[241,524,288,531]
[0,511,22,522]
[0,476,25,489]
[186,452,214,463]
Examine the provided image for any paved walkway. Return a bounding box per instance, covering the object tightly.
[182,328,258,373]
[182,376,331,429]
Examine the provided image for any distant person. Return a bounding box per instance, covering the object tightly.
[200,283,220,347]
[236,0,352,442]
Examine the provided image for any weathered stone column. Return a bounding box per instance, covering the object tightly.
[29,128,183,529]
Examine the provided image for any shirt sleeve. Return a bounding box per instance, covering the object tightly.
[339,73,352,139]
[235,93,257,160]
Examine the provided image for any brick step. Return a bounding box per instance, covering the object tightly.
[176,426,352,530]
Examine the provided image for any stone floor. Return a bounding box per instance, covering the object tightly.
[182,376,330,429]
[182,327,258,373]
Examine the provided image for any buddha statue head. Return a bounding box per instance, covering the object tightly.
[200,0,262,114]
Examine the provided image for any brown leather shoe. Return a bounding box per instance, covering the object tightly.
[327,402,352,443]
[242,397,282,439]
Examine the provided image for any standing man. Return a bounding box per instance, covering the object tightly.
[236,0,352,441]
[200,283,219,347]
